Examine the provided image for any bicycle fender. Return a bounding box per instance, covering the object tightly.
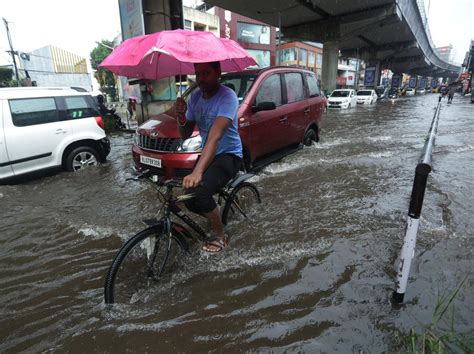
[228,172,255,189]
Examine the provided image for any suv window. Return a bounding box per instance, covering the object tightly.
[305,73,320,97]
[284,73,304,103]
[63,96,98,119]
[9,97,59,127]
[255,74,282,106]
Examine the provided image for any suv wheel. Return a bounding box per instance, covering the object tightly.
[303,128,318,146]
[65,146,100,172]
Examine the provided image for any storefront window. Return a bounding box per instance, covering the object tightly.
[299,48,307,67]
[308,51,315,67]
[316,53,322,66]
[246,49,271,68]
[278,48,297,63]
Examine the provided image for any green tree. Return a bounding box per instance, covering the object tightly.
[0,67,17,87]
[90,40,117,100]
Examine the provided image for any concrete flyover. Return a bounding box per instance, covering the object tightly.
[204,0,462,92]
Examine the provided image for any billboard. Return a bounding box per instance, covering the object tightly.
[419,78,427,88]
[119,0,145,40]
[431,79,438,88]
[364,66,376,86]
[408,77,417,88]
[237,22,270,45]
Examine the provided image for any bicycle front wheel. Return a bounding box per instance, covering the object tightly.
[104,225,183,304]
[222,182,261,225]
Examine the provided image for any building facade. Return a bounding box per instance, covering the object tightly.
[18,46,92,91]
[277,41,323,79]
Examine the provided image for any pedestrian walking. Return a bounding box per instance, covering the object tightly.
[448,85,455,104]
[127,98,134,118]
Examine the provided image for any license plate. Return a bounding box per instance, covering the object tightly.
[140,155,162,168]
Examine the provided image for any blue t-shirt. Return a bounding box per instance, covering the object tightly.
[185,85,242,158]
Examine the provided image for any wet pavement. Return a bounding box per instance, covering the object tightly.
[1,93,473,352]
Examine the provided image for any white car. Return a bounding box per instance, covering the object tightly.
[327,89,357,109]
[416,88,426,95]
[405,88,415,96]
[356,89,378,104]
[0,87,110,181]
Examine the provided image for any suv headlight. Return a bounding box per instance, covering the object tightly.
[134,130,140,145]
[177,135,202,152]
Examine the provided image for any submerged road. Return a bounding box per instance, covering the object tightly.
[1,93,473,352]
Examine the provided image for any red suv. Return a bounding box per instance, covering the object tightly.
[132,67,324,178]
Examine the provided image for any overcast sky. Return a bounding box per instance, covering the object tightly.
[1,0,472,68]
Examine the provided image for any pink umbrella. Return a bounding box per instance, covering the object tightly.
[100,29,257,80]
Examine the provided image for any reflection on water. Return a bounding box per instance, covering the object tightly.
[1,96,473,352]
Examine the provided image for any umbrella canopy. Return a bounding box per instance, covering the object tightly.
[100,29,257,80]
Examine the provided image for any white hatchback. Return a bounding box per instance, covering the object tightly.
[356,89,378,104]
[0,87,110,181]
[327,89,357,109]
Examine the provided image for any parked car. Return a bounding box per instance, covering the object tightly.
[375,85,389,99]
[327,89,357,109]
[356,89,378,104]
[416,88,426,95]
[0,87,110,181]
[405,88,416,96]
[132,67,325,178]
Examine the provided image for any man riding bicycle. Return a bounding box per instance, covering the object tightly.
[174,61,242,253]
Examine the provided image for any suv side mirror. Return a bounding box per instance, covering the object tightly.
[252,101,276,112]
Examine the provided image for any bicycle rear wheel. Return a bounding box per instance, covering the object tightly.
[104,225,184,304]
[221,182,261,225]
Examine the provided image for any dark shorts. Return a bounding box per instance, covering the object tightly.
[184,153,242,214]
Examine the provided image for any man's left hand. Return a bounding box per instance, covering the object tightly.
[183,171,202,189]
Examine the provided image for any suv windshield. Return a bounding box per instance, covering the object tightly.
[221,74,257,103]
[331,91,349,97]
[181,75,256,104]
[357,91,372,96]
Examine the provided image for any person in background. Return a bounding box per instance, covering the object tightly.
[447,85,455,104]
[127,98,134,119]
[97,95,126,129]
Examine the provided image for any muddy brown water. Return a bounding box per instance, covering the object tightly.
[1,94,473,352]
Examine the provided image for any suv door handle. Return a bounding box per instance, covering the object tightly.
[55,129,67,134]
[303,108,310,114]
[279,116,288,123]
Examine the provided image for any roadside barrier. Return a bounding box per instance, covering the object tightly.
[392,97,442,304]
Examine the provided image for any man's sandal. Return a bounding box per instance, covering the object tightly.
[202,236,228,253]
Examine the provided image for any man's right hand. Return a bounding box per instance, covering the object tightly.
[174,97,187,121]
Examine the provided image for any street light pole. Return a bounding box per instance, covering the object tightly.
[3,18,20,86]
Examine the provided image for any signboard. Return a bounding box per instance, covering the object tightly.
[419,78,427,88]
[364,66,376,86]
[119,0,145,40]
[336,76,347,86]
[408,77,417,88]
[346,74,354,86]
[431,79,438,88]
[237,22,270,44]
[381,78,389,87]
[392,75,401,87]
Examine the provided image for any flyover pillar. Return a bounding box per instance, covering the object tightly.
[321,40,339,94]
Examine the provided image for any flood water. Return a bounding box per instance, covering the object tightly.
[1,94,473,352]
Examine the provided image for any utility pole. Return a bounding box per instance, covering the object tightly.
[3,18,21,86]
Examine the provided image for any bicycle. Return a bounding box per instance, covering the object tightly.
[103,169,261,304]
